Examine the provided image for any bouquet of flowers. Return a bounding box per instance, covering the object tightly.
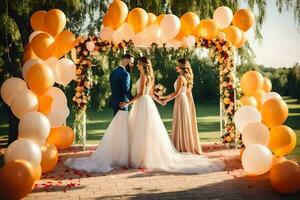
[153,84,166,100]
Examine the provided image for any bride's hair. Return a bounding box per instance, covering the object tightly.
[138,57,154,83]
[177,58,194,89]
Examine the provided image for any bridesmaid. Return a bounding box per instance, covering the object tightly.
[163,58,203,155]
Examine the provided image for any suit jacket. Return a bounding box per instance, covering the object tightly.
[109,66,133,111]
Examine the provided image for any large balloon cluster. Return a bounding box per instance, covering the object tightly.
[234,71,300,194]
[100,1,254,48]
[0,9,75,199]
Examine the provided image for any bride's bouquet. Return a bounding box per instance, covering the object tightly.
[153,84,166,100]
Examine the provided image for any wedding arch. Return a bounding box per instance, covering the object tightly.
[72,37,239,150]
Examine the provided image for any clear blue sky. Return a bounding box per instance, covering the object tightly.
[246,0,300,68]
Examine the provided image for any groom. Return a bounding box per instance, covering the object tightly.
[109,54,134,115]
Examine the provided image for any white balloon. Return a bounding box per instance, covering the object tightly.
[166,39,182,48]
[44,57,61,84]
[118,23,135,42]
[242,144,273,175]
[86,41,95,51]
[213,6,233,29]
[132,32,147,47]
[18,112,50,146]
[45,87,68,108]
[4,138,42,166]
[182,35,196,48]
[262,92,282,105]
[145,24,161,45]
[10,90,38,119]
[100,26,113,41]
[0,78,28,106]
[47,105,69,128]
[242,122,270,147]
[22,59,43,82]
[218,32,226,40]
[29,31,44,43]
[233,106,262,132]
[56,58,76,86]
[160,14,181,41]
[112,29,123,44]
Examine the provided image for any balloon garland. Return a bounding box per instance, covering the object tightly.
[0,9,75,199]
[237,71,300,194]
[73,2,257,147]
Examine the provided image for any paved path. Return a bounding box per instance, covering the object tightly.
[20,144,300,200]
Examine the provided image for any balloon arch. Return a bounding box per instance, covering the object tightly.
[71,1,255,149]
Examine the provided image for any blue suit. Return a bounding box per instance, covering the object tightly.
[109,66,133,115]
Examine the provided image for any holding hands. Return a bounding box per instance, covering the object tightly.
[119,101,129,108]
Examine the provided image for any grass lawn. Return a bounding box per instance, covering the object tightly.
[0,97,299,161]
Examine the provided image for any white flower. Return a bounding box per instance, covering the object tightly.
[76,92,81,97]
[222,82,228,87]
[76,99,82,104]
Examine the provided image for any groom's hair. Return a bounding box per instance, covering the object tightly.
[122,54,133,60]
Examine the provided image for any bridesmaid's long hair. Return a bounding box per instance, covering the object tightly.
[177,58,194,89]
[138,57,155,83]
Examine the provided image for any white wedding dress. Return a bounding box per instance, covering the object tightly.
[64,79,225,174]
[64,111,129,173]
[128,79,225,174]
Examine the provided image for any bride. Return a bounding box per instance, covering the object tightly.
[64,57,225,174]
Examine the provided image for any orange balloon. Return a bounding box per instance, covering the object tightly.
[32,165,42,181]
[180,12,200,35]
[23,44,38,64]
[253,90,266,110]
[240,71,264,96]
[174,30,184,41]
[53,30,76,58]
[30,10,47,32]
[103,12,113,27]
[270,160,300,194]
[233,8,255,32]
[240,95,257,107]
[0,160,35,200]
[30,32,55,60]
[222,26,242,46]
[38,95,53,115]
[47,126,75,150]
[155,14,166,25]
[269,125,296,156]
[236,30,247,48]
[263,77,272,93]
[108,0,128,29]
[44,9,66,36]
[194,19,219,40]
[40,142,58,173]
[262,98,288,128]
[272,155,287,168]
[147,13,157,26]
[27,63,54,96]
[128,8,149,33]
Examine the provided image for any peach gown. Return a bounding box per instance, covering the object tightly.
[171,79,203,154]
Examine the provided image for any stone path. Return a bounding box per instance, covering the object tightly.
[15,144,300,200]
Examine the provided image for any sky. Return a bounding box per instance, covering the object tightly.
[246,0,300,68]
